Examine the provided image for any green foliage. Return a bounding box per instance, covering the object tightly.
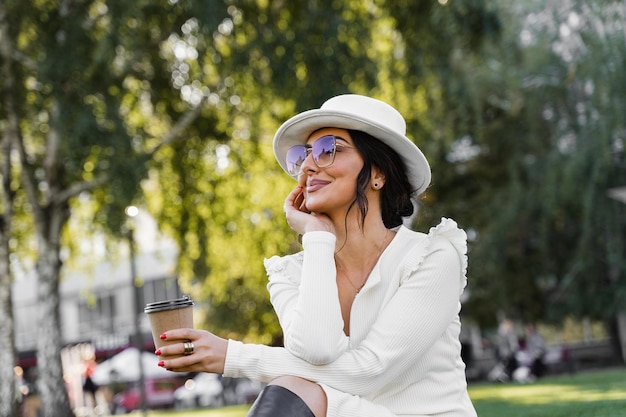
[147,117,296,342]
[4,0,624,346]
[224,0,379,108]
[137,0,507,342]
[429,0,626,326]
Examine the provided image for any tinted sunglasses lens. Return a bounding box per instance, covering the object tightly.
[312,135,336,168]
[285,135,337,175]
[286,146,307,176]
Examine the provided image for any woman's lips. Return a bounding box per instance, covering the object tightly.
[306,179,330,192]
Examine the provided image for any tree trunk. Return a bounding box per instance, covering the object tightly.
[0,3,21,414]
[35,207,74,417]
[0,233,18,417]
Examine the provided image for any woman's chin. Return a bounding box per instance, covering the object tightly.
[303,199,326,214]
[304,202,322,213]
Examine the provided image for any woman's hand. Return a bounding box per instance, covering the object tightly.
[155,329,228,374]
[283,185,334,235]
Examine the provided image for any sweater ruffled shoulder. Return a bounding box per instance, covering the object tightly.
[264,252,304,283]
[399,217,468,294]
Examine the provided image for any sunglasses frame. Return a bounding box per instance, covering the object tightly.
[285,135,339,176]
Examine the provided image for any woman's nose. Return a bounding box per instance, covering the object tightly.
[299,150,317,174]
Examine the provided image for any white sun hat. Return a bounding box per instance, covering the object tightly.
[272,94,431,195]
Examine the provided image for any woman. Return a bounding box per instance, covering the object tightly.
[156,94,477,417]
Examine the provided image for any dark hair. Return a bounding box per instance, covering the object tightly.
[348,129,415,228]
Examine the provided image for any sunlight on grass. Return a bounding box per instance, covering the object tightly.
[469,384,626,404]
[139,404,249,417]
[468,368,626,416]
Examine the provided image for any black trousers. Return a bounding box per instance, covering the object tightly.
[247,385,315,417]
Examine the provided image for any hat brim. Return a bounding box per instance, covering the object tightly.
[273,108,431,195]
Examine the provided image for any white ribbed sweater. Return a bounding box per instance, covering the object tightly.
[223,218,477,417]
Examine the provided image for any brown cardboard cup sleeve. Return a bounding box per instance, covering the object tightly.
[144,295,194,359]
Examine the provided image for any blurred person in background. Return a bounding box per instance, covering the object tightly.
[524,323,547,379]
[494,318,519,382]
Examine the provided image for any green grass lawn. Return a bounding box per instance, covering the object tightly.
[130,404,250,417]
[469,367,626,417]
[134,367,626,417]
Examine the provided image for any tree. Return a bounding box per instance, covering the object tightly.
[0,5,19,413]
[413,0,626,350]
[0,1,230,415]
[144,0,502,343]
[146,0,389,342]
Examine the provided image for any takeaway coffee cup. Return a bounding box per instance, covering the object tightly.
[144,295,194,358]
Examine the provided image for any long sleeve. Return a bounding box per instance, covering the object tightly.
[265,231,349,364]
[229,232,464,397]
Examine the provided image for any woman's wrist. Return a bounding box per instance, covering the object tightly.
[303,219,334,234]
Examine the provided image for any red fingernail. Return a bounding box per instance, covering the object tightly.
[155,349,161,356]
[158,361,165,367]
[160,333,167,340]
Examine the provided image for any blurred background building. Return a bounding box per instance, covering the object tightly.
[13,210,181,365]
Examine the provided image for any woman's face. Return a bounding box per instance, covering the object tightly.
[299,128,364,216]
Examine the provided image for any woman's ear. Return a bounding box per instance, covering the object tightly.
[370,168,385,190]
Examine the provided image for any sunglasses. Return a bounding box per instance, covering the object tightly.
[285,135,340,176]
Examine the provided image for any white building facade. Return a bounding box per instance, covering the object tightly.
[12,211,183,363]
